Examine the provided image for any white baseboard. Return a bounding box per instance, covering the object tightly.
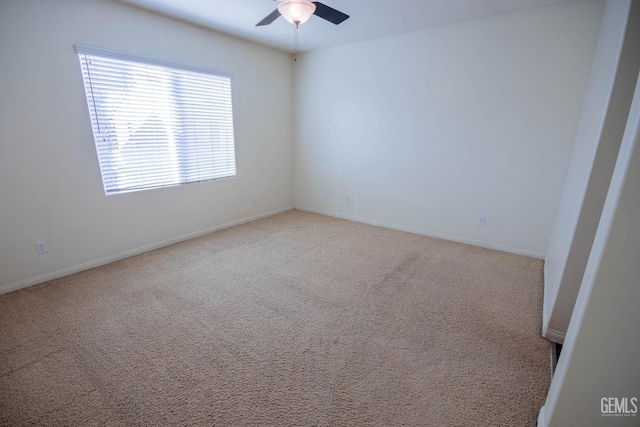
[537,404,548,427]
[543,261,550,341]
[0,206,294,296]
[541,260,566,344]
[542,326,566,344]
[294,205,546,259]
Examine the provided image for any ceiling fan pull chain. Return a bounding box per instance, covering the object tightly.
[294,25,299,54]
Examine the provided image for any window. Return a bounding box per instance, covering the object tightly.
[76,45,236,195]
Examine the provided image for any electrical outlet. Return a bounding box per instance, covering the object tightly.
[476,216,486,226]
[252,195,259,204]
[36,241,48,254]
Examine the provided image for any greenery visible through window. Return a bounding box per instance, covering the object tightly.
[76,45,236,195]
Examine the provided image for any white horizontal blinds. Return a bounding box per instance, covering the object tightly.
[77,48,236,194]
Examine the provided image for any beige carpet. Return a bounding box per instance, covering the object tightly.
[0,210,550,426]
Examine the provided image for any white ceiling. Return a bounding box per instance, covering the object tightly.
[116,0,584,53]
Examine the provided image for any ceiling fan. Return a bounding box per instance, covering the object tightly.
[256,0,349,28]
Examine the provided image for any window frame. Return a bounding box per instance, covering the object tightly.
[75,44,237,196]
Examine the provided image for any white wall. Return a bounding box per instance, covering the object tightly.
[543,0,640,343]
[538,59,640,427]
[293,1,603,258]
[0,0,294,293]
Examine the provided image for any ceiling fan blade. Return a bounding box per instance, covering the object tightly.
[256,8,281,26]
[312,2,349,25]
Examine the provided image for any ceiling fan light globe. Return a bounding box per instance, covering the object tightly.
[278,0,316,26]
